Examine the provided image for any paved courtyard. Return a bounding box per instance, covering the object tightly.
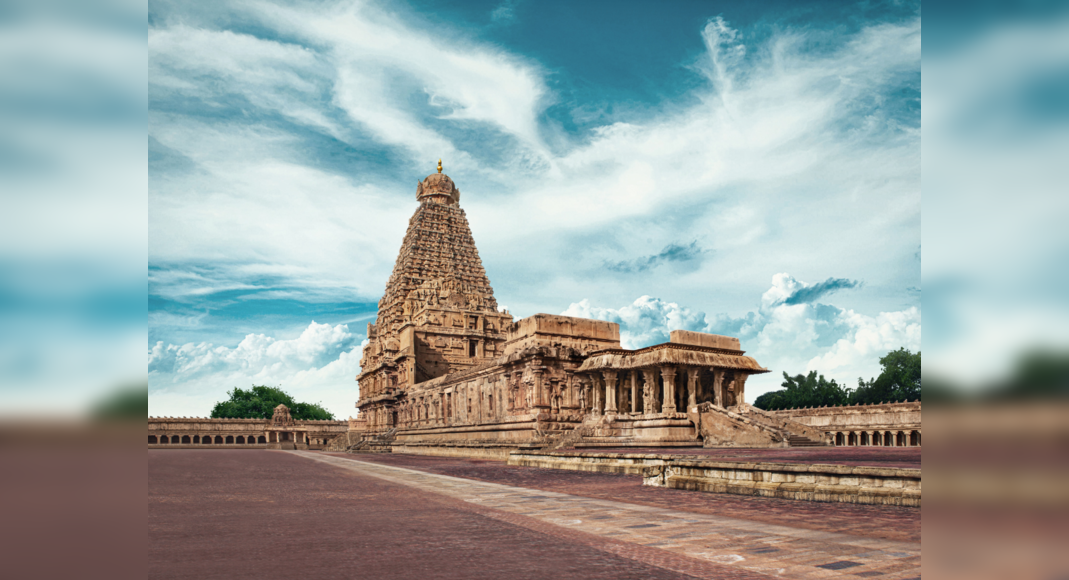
[149,450,920,579]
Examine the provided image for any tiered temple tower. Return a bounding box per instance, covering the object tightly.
[357,162,513,430]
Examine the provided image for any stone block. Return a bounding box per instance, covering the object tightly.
[668,330,741,351]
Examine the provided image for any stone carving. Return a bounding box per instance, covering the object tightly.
[271,404,294,427]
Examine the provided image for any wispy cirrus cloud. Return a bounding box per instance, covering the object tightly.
[605,241,705,273]
[780,277,861,306]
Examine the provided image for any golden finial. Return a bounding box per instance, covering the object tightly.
[437,159,443,174]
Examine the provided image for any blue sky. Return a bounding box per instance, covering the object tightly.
[148,0,921,418]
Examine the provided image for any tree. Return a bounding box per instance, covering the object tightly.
[851,348,921,405]
[210,385,335,420]
[92,384,148,420]
[754,371,849,410]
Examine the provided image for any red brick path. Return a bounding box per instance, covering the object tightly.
[149,450,772,579]
[332,452,920,543]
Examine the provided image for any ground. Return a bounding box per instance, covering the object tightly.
[148,450,921,579]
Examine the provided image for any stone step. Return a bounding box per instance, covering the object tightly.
[787,436,827,447]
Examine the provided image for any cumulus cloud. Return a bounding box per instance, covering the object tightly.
[149,321,363,418]
[563,296,707,348]
[807,307,921,378]
[564,273,920,401]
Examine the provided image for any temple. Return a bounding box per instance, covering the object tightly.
[351,164,831,457]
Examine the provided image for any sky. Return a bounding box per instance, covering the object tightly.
[148,0,921,419]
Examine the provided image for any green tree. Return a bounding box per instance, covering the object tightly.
[210,385,335,420]
[851,348,921,405]
[754,371,849,410]
[92,384,148,421]
[992,349,1069,400]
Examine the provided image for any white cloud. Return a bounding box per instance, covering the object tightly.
[806,307,921,378]
[563,296,706,349]
[253,0,550,167]
[150,25,340,137]
[149,321,363,418]
[149,7,919,317]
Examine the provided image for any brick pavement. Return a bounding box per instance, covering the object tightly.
[149,450,702,579]
[302,452,921,579]
[330,453,920,543]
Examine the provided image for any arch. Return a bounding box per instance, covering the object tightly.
[848,432,858,446]
[860,432,870,446]
[835,432,844,446]
[159,435,168,444]
[182,435,191,444]
[214,435,223,444]
[897,431,906,446]
[225,435,234,444]
[149,435,158,444]
[884,431,893,446]
[236,436,245,444]
[202,435,212,444]
[911,430,921,446]
[258,435,266,444]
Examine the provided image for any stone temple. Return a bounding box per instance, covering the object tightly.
[353,163,830,457]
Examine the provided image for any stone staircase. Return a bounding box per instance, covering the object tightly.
[544,420,594,451]
[692,403,829,448]
[736,405,829,447]
[347,427,397,454]
[786,435,826,447]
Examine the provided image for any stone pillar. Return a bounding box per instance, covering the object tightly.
[735,373,748,406]
[532,360,549,410]
[630,370,638,413]
[591,373,602,415]
[602,371,618,413]
[660,366,677,414]
[563,370,575,410]
[686,367,700,409]
[711,369,725,407]
[641,369,659,414]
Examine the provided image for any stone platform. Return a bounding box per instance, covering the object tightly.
[559,446,921,469]
[507,449,920,507]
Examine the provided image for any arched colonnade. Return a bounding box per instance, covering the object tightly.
[832,430,921,447]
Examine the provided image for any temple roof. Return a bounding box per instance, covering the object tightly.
[576,343,769,373]
[376,167,498,328]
